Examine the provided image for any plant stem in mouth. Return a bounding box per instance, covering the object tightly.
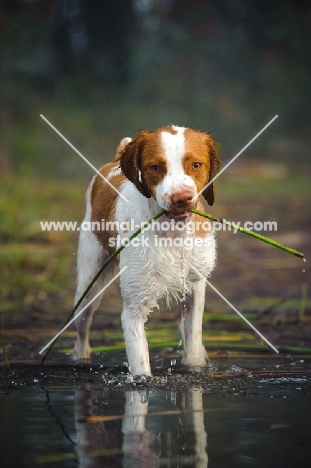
[190,208,305,259]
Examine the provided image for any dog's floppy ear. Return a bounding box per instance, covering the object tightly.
[119,132,151,198]
[202,138,220,206]
[114,137,132,160]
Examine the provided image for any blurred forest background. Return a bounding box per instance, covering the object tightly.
[1,0,311,174]
[1,0,310,358]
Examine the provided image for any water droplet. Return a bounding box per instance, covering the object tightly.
[140,391,148,403]
[302,269,306,273]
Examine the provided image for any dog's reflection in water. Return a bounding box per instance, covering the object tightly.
[74,384,208,467]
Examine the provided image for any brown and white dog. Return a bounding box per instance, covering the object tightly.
[74,126,220,376]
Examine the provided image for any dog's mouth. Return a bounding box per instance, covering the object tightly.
[165,211,191,220]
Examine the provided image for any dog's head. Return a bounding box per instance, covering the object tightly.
[119,126,220,218]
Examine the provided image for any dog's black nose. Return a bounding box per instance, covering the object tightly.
[171,189,193,208]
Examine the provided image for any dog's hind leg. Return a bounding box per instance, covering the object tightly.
[73,177,117,360]
[73,227,111,359]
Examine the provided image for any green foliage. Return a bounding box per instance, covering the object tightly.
[0,175,84,314]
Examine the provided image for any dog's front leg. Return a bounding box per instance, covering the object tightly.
[179,279,208,367]
[121,305,151,377]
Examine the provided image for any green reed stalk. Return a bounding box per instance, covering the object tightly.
[190,208,304,259]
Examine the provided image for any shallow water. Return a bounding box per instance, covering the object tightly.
[1,358,311,467]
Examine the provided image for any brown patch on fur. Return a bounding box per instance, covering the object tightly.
[119,132,151,198]
[184,128,220,206]
[139,153,168,199]
[91,162,125,255]
[120,128,171,198]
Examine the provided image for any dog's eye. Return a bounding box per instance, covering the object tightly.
[192,162,202,169]
[151,165,160,172]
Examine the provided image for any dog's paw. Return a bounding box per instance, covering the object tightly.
[181,345,209,367]
[73,340,91,360]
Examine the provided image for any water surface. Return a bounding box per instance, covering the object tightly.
[1,358,311,467]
